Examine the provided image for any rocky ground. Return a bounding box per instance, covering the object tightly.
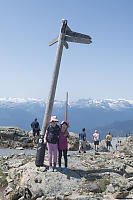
[0,136,133,200]
[0,127,34,149]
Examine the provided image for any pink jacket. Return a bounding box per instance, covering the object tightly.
[58,131,68,150]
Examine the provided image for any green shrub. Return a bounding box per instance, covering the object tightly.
[0,168,8,187]
[98,178,110,192]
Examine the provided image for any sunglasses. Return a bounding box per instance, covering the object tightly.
[62,124,67,128]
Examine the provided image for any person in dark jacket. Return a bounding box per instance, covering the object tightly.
[31,118,40,138]
[44,116,60,172]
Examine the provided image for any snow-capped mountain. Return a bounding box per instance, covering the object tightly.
[0,97,133,135]
[70,98,133,110]
[1,97,133,110]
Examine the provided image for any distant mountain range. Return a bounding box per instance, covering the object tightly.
[89,120,133,141]
[0,98,133,138]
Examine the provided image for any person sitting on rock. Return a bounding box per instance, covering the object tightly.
[44,116,60,172]
[92,130,100,152]
[79,128,87,153]
[106,132,112,151]
[58,121,69,171]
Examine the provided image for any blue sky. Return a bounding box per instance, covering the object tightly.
[0,0,133,101]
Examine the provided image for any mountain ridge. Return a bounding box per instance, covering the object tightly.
[89,119,133,140]
[1,97,133,110]
[0,97,133,137]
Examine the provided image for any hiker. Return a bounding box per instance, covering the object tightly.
[106,132,112,151]
[92,130,100,152]
[79,128,87,153]
[44,116,60,172]
[31,118,40,142]
[58,121,69,171]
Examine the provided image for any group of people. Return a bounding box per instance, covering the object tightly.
[78,129,112,152]
[31,117,112,171]
[31,116,69,172]
[92,131,112,151]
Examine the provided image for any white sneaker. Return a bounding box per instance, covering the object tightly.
[53,167,57,172]
[49,166,53,172]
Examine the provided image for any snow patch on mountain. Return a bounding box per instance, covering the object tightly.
[70,98,133,110]
[0,98,133,111]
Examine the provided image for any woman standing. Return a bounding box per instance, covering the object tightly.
[44,116,60,172]
[58,121,69,171]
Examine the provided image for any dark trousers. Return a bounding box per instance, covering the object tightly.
[33,130,40,137]
[58,149,67,168]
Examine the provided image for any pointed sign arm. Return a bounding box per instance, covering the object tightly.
[65,35,92,44]
[49,36,69,49]
[66,30,92,40]
[66,25,72,32]
[48,36,58,46]
[63,41,69,49]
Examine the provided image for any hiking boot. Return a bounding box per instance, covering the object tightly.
[58,166,62,171]
[64,167,68,172]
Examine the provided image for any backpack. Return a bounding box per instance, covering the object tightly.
[96,134,99,141]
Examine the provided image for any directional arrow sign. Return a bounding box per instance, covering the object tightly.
[48,36,58,46]
[65,35,92,44]
[66,30,92,40]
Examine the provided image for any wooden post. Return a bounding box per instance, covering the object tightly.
[41,19,67,135]
[66,92,68,121]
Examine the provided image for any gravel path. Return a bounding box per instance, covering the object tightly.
[0,137,127,157]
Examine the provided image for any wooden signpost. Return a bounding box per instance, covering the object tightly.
[41,19,92,135]
[35,19,92,167]
[66,92,68,121]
